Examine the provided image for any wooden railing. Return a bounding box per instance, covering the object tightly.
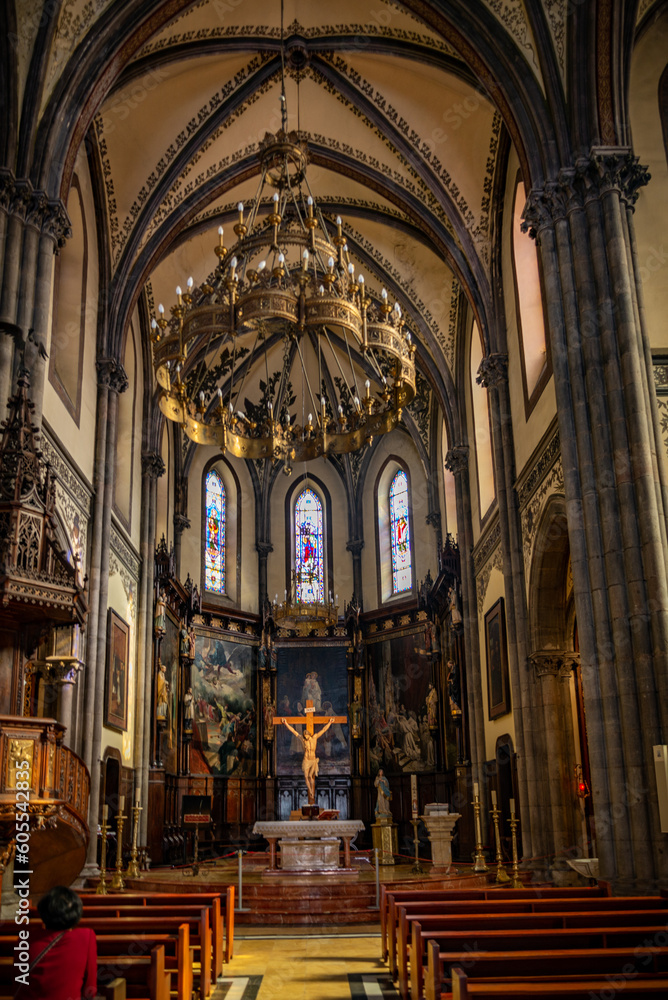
[0,715,90,884]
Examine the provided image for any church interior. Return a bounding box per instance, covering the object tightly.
[2,0,668,994]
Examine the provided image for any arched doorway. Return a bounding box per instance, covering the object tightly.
[527,497,592,874]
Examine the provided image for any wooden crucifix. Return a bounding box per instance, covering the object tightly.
[273,699,347,804]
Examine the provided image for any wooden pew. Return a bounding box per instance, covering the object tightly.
[380,883,610,958]
[32,897,223,987]
[76,910,211,999]
[396,905,668,994]
[97,945,171,1000]
[0,928,191,1000]
[79,886,235,972]
[382,883,612,971]
[413,924,668,1000]
[449,964,668,999]
[424,942,668,1000]
[0,945,171,1000]
[96,928,192,1000]
[387,893,668,981]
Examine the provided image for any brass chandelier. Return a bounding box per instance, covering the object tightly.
[151,129,416,474]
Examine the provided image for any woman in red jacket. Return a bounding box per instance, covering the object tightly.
[15,886,97,1000]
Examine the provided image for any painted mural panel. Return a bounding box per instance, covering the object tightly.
[192,632,256,777]
[367,628,436,775]
[276,645,350,776]
[160,615,180,774]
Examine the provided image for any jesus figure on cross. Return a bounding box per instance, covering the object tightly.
[274,699,347,804]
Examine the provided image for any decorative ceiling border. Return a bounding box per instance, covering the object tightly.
[41,423,93,513]
[318,54,487,243]
[483,0,543,81]
[94,53,273,264]
[515,420,560,511]
[472,510,501,576]
[543,0,567,78]
[45,0,113,102]
[136,18,459,59]
[476,544,504,614]
[41,422,93,580]
[111,517,141,582]
[637,0,662,26]
[191,196,411,229]
[520,456,564,583]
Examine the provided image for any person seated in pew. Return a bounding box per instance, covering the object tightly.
[15,885,97,1000]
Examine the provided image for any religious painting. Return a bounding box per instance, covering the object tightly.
[191,631,256,777]
[159,614,180,773]
[275,644,350,776]
[367,627,436,775]
[105,609,129,731]
[485,597,510,720]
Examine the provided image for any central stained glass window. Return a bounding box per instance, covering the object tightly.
[295,487,324,603]
[389,469,411,593]
[205,469,225,593]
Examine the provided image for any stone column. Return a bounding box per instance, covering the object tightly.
[523,148,668,891]
[139,452,164,843]
[82,374,110,773]
[346,538,364,601]
[54,664,82,747]
[173,512,190,579]
[477,354,537,861]
[528,651,581,868]
[0,180,30,420]
[27,199,69,426]
[256,540,273,610]
[85,359,128,869]
[444,446,485,786]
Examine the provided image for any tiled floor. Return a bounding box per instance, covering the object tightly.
[212,931,398,999]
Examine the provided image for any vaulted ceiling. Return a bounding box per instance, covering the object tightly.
[8,0,655,454]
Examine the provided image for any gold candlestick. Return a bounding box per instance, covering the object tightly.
[110,799,126,891]
[125,799,142,880]
[490,794,510,883]
[508,809,523,889]
[472,784,488,872]
[410,818,424,875]
[96,806,109,895]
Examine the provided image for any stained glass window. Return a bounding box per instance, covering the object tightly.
[389,469,412,593]
[295,487,324,603]
[205,470,225,593]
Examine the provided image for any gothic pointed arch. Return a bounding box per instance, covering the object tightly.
[374,455,416,606]
[200,454,242,608]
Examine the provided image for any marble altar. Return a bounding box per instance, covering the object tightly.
[253,819,364,874]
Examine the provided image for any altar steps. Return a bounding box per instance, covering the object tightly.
[125,867,495,926]
[236,880,379,924]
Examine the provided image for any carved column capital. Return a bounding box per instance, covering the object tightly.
[529,650,578,679]
[574,148,650,209]
[25,659,82,685]
[476,353,508,388]
[522,149,650,240]
[256,541,274,557]
[346,538,365,557]
[142,451,166,479]
[173,513,191,534]
[444,445,469,476]
[96,357,128,394]
[425,509,441,529]
[40,199,72,250]
[0,168,14,214]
